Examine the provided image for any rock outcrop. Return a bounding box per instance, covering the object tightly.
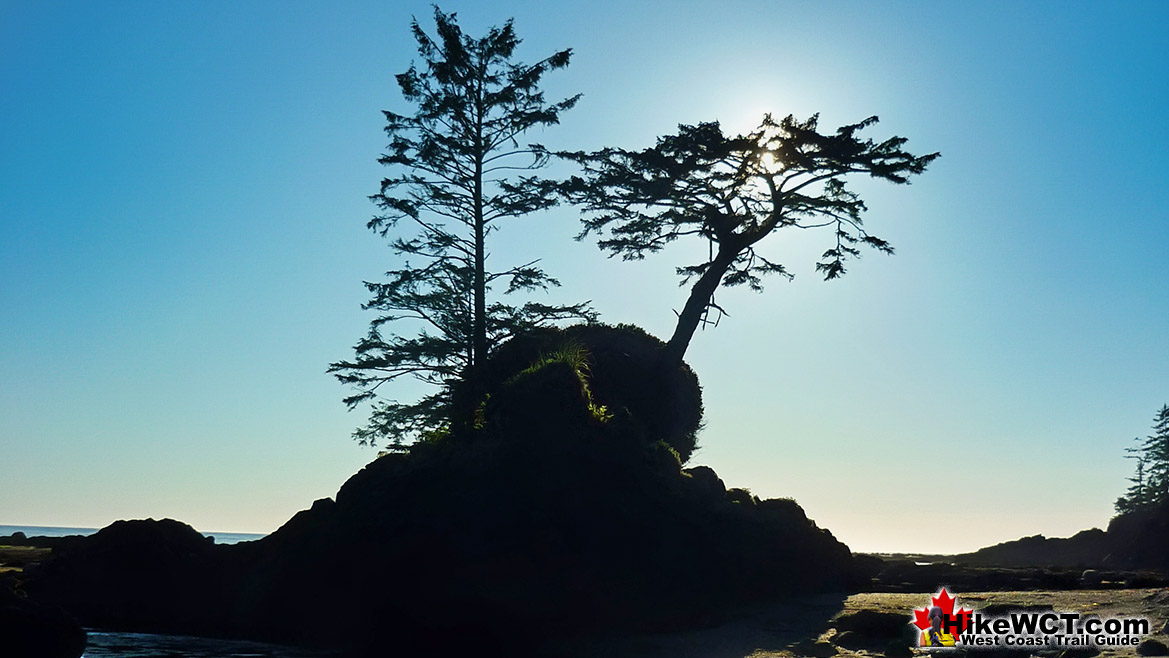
[24,325,855,656]
[950,499,1169,574]
[0,573,85,658]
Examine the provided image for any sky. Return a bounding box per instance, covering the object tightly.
[2,1,1167,554]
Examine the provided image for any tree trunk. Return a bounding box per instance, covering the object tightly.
[472,179,486,368]
[471,77,488,376]
[663,246,740,364]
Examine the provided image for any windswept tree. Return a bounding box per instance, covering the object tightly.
[560,113,939,363]
[1117,404,1169,513]
[330,8,592,447]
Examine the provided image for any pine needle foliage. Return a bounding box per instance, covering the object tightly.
[559,113,938,363]
[330,8,593,448]
[1116,404,1169,514]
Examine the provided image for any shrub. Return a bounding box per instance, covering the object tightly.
[452,323,704,461]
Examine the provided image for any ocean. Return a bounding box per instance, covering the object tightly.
[0,524,266,545]
[82,631,339,657]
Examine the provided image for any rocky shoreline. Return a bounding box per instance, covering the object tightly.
[5,519,1169,658]
[549,589,1169,658]
[5,522,1169,657]
[5,327,1168,657]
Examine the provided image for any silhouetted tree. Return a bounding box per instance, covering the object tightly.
[330,8,592,447]
[1148,405,1169,501]
[1116,440,1149,515]
[560,113,938,363]
[1115,404,1169,514]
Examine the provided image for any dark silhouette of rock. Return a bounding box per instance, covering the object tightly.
[831,609,915,651]
[864,558,1081,593]
[0,533,86,551]
[237,326,854,651]
[850,553,887,588]
[684,465,726,497]
[951,498,1169,574]
[27,519,251,637]
[727,487,756,506]
[833,609,911,640]
[452,323,704,462]
[953,530,1111,569]
[832,630,865,649]
[1139,639,1169,656]
[884,639,914,658]
[23,325,855,655]
[1105,500,1169,570]
[0,576,85,658]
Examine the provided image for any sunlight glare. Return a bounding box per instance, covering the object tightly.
[759,150,782,174]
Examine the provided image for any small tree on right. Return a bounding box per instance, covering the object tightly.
[1115,440,1149,515]
[1147,404,1169,502]
[560,113,939,364]
[1115,403,1169,515]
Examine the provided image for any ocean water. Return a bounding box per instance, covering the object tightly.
[82,631,338,657]
[0,524,266,545]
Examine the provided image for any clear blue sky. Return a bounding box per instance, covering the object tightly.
[2,1,1166,554]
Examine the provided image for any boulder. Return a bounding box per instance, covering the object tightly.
[234,326,854,650]
[0,578,85,658]
[833,609,911,640]
[26,519,239,636]
[832,630,865,649]
[1139,639,1169,657]
[20,325,857,656]
[684,465,726,498]
[450,323,705,462]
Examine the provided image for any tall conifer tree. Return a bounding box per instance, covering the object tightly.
[1142,405,1169,503]
[330,8,591,447]
[1115,404,1169,514]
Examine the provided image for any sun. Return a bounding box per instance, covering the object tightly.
[758,150,782,174]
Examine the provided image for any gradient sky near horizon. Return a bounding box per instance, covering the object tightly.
[2,1,1167,554]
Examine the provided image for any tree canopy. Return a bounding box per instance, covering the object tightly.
[1116,403,1169,514]
[329,8,591,447]
[560,113,939,363]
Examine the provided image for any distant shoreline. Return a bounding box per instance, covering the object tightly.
[0,524,266,545]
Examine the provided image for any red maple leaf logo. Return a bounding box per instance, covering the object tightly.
[912,587,971,635]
